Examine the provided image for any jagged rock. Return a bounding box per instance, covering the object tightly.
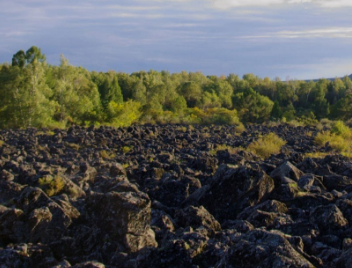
[71,261,105,268]
[298,174,326,193]
[334,247,352,268]
[224,229,316,268]
[323,174,352,191]
[0,206,25,245]
[0,244,32,268]
[147,175,201,207]
[110,163,127,177]
[270,161,304,182]
[310,204,348,235]
[151,209,176,232]
[16,187,79,244]
[0,181,25,204]
[237,200,290,228]
[86,191,157,252]
[2,124,352,267]
[175,205,221,232]
[190,164,275,221]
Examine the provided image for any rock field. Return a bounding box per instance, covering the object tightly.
[1,124,352,267]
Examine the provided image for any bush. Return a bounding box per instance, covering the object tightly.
[100,150,116,160]
[38,175,66,197]
[315,131,351,153]
[107,100,141,128]
[186,107,242,126]
[248,133,286,159]
[209,144,240,156]
[122,146,132,154]
[331,120,351,139]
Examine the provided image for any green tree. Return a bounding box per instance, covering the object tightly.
[12,50,26,68]
[51,56,101,125]
[330,94,352,120]
[233,88,274,122]
[25,46,46,64]
[0,60,54,128]
[92,71,123,109]
[178,81,202,108]
[271,100,282,119]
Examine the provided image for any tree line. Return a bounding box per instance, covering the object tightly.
[0,46,351,129]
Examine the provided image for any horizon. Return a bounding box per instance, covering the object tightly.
[1,1,352,80]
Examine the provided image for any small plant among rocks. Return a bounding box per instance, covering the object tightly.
[209,144,240,156]
[38,175,66,197]
[122,146,132,154]
[100,150,116,160]
[248,132,286,159]
[65,142,80,150]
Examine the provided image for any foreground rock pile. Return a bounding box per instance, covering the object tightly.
[0,124,352,267]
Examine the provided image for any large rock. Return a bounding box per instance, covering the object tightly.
[187,164,275,221]
[224,229,316,268]
[86,190,157,252]
[270,161,304,182]
[175,205,221,232]
[310,204,348,235]
[16,187,79,244]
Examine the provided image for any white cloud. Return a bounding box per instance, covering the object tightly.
[239,27,352,39]
[207,0,352,8]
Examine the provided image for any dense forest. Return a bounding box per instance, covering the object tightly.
[1,46,352,129]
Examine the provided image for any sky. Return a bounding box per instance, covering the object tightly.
[1,0,352,80]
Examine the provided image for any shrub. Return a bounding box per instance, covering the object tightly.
[315,131,351,153]
[38,175,66,197]
[320,118,333,128]
[65,142,80,150]
[107,100,141,128]
[100,150,116,160]
[248,133,286,159]
[122,146,132,154]
[186,107,242,126]
[331,120,351,139]
[209,144,240,156]
[287,120,305,127]
[304,152,329,159]
[315,121,352,155]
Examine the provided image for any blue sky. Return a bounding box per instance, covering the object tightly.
[1,0,352,80]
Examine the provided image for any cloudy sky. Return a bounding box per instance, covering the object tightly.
[1,0,352,80]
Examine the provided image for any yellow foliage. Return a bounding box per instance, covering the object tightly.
[65,142,80,150]
[122,146,132,154]
[122,163,129,169]
[315,131,351,153]
[107,100,141,128]
[100,150,116,160]
[187,107,241,126]
[248,133,286,159]
[35,130,55,136]
[209,144,241,156]
[38,175,65,197]
[331,120,352,139]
